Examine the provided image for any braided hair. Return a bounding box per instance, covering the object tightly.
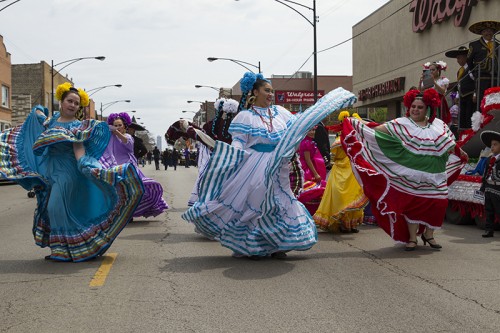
[211,99,226,138]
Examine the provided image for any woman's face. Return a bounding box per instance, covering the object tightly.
[253,82,274,107]
[113,118,126,134]
[409,99,427,123]
[429,64,439,78]
[60,92,80,119]
[307,127,316,138]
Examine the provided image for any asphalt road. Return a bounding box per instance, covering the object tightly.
[1,163,499,333]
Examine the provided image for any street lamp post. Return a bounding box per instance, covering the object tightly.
[51,56,105,115]
[0,0,21,12]
[274,0,317,102]
[100,100,131,120]
[87,84,123,97]
[187,100,208,125]
[235,0,317,102]
[207,57,261,73]
[195,85,219,92]
[182,110,199,126]
[195,85,233,98]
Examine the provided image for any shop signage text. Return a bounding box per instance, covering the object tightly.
[275,90,325,104]
[358,77,406,101]
[410,0,485,33]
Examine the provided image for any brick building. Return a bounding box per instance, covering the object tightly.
[11,62,72,125]
[0,35,11,130]
[11,61,98,125]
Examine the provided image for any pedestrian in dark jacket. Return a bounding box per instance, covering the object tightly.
[153,146,161,170]
[172,149,179,170]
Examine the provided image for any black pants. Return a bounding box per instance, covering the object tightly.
[459,94,475,129]
[476,78,495,114]
[484,185,500,232]
[154,159,160,170]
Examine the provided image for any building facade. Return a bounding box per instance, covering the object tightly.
[353,0,500,120]
[11,61,98,125]
[230,72,353,112]
[11,62,73,125]
[0,35,11,130]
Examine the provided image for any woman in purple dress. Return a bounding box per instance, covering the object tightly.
[101,113,168,218]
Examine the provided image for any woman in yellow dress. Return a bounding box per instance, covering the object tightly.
[313,135,368,233]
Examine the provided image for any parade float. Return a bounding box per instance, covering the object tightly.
[446,87,500,227]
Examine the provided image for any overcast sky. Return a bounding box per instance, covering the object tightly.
[0,0,390,145]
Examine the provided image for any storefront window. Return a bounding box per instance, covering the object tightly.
[367,107,388,123]
[1,85,9,108]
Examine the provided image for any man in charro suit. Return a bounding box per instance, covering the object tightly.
[445,46,476,129]
[467,20,500,109]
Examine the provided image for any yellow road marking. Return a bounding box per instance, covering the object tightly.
[89,253,118,287]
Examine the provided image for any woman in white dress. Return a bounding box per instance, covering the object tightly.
[182,72,356,258]
[419,60,451,124]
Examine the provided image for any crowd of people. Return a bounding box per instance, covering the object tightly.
[440,20,499,133]
[0,20,498,263]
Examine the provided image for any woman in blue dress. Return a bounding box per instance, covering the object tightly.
[0,83,143,262]
[182,72,356,258]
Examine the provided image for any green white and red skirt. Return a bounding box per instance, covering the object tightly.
[341,117,465,243]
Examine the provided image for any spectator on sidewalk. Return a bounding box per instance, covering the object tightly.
[152,146,161,170]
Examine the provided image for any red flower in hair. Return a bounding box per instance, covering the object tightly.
[403,89,420,109]
[422,88,440,108]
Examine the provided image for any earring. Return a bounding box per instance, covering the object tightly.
[247,96,256,106]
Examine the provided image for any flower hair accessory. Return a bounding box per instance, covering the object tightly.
[403,88,440,123]
[213,98,226,112]
[422,88,440,108]
[403,89,421,109]
[222,98,239,114]
[78,88,90,107]
[55,82,72,101]
[403,88,440,109]
[239,72,269,93]
[435,61,447,71]
[337,110,360,121]
[107,112,132,126]
[423,61,447,71]
[240,72,257,93]
[54,82,90,107]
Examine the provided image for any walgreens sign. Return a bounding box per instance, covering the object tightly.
[275,90,325,104]
[409,0,486,33]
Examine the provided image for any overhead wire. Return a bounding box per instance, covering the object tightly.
[278,0,412,88]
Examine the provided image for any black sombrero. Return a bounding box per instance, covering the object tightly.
[129,122,146,131]
[445,46,469,58]
[480,130,500,148]
[469,20,500,35]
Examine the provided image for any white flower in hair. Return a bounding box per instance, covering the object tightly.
[423,62,431,69]
[435,60,447,71]
[213,98,226,110]
[222,99,239,114]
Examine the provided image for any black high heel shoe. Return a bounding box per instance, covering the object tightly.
[405,240,417,251]
[421,234,442,249]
